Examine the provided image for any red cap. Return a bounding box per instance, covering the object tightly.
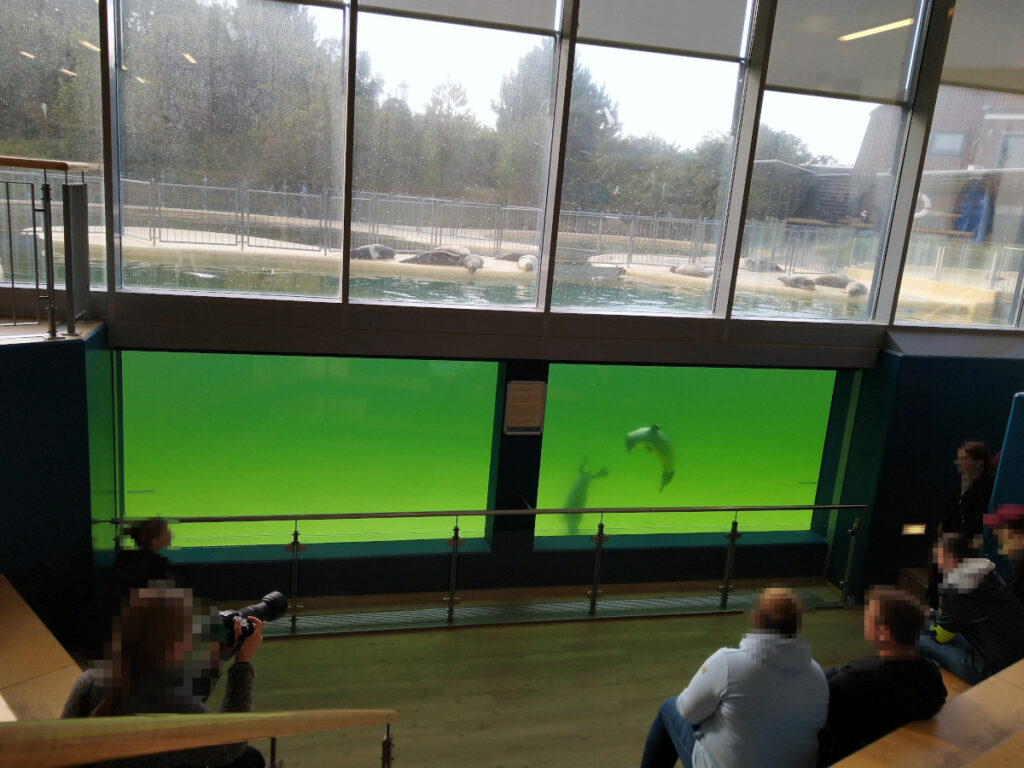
[984,503,1024,529]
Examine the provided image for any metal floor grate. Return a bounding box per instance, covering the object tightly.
[263,590,841,637]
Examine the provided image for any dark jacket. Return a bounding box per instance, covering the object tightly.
[61,660,255,768]
[936,558,1024,675]
[941,474,993,535]
[818,658,946,765]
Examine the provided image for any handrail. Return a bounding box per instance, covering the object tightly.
[95,503,867,525]
[0,708,397,768]
[0,155,97,173]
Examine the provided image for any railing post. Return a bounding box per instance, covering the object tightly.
[381,723,394,768]
[284,520,305,635]
[718,517,742,610]
[840,517,860,604]
[588,521,609,617]
[38,180,57,339]
[445,523,464,624]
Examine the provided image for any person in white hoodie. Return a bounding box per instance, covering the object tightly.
[639,587,829,768]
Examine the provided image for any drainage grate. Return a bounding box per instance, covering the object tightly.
[263,589,839,637]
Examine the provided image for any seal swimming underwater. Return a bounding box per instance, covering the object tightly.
[625,424,675,491]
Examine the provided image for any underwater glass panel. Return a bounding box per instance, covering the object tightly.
[536,365,835,537]
[121,352,497,546]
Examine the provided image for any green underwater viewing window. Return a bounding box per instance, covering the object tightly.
[536,365,836,537]
[119,352,498,547]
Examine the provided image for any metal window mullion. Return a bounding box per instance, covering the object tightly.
[871,0,955,326]
[99,0,125,315]
[537,0,580,313]
[340,1,359,304]
[710,0,777,319]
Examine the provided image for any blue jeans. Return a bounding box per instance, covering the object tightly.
[917,632,988,685]
[640,697,698,768]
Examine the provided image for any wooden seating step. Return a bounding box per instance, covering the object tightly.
[940,667,971,700]
[0,575,82,721]
[835,657,1024,767]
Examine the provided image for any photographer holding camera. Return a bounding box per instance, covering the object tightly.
[62,583,267,768]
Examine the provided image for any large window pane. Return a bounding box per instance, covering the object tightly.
[351,13,555,307]
[121,352,497,547]
[536,364,835,537]
[768,0,924,103]
[895,0,1024,326]
[732,92,904,321]
[118,0,346,296]
[578,0,749,59]
[0,0,107,289]
[550,45,739,314]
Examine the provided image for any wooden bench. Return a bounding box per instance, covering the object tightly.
[835,658,1024,767]
[0,575,82,722]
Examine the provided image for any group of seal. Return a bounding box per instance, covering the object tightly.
[777,272,867,296]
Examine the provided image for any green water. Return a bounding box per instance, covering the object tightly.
[536,365,836,536]
[120,352,497,547]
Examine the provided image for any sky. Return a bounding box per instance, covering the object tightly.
[310,9,878,166]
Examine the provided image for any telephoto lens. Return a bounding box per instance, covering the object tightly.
[219,591,288,640]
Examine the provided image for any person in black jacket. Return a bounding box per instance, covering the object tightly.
[941,441,994,536]
[918,531,1024,684]
[818,587,946,766]
[79,518,179,658]
[985,503,1024,605]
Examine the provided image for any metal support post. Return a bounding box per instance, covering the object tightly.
[39,181,57,338]
[445,523,464,624]
[269,737,277,767]
[284,520,305,634]
[840,517,861,604]
[718,517,742,610]
[381,723,394,768]
[588,521,609,617]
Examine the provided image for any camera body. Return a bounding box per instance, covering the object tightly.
[218,591,288,642]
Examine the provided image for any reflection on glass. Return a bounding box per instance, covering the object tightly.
[117,0,347,296]
[121,352,497,546]
[0,0,107,288]
[732,92,903,321]
[895,72,1024,325]
[351,13,554,307]
[551,46,739,314]
[536,364,835,536]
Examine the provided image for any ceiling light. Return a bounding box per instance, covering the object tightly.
[60,68,78,77]
[838,18,913,42]
[79,40,101,52]
[19,51,35,59]
[182,52,197,64]
[135,76,148,84]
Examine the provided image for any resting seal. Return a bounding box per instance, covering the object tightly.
[814,273,852,289]
[743,256,783,272]
[670,264,711,278]
[778,275,816,291]
[518,254,539,272]
[847,281,868,297]
[350,244,395,261]
[402,249,483,274]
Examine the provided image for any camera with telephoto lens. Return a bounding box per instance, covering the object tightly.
[218,591,288,644]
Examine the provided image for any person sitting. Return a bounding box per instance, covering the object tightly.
[79,518,179,658]
[918,531,1024,684]
[639,587,828,768]
[62,583,265,768]
[817,587,946,765]
[984,503,1024,604]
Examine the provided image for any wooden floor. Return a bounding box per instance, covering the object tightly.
[219,606,871,767]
